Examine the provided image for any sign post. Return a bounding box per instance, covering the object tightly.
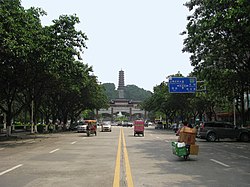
[168,77,197,93]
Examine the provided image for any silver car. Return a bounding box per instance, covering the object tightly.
[77,122,88,133]
[101,122,112,132]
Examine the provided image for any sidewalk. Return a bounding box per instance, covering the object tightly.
[0,130,51,142]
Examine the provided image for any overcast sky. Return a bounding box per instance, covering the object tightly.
[21,0,193,92]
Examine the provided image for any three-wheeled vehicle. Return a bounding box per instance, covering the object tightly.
[134,120,144,136]
[85,120,97,136]
[172,126,199,160]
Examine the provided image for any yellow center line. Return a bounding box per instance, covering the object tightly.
[113,128,134,187]
[122,129,134,187]
[113,129,121,187]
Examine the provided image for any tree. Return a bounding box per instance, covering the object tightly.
[182,0,250,124]
[41,14,89,129]
[0,1,108,134]
[102,83,118,100]
[124,85,152,101]
[0,0,45,135]
[102,83,152,101]
[143,80,192,124]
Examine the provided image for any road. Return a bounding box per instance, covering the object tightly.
[0,126,249,187]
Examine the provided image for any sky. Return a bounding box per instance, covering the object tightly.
[21,0,194,92]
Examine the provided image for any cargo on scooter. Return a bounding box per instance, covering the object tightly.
[172,122,199,160]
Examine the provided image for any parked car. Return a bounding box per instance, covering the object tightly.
[122,122,133,127]
[171,123,179,133]
[147,122,153,126]
[69,122,79,131]
[197,121,250,142]
[77,121,87,133]
[101,122,112,132]
[144,121,152,127]
[155,121,163,129]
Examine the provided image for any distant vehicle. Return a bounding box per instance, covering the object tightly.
[147,122,153,126]
[86,120,97,136]
[111,122,118,126]
[117,122,123,126]
[101,122,112,132]
[134,120,144,136]
[69,123,76,131]
[77,121,87,133]
[155,121,163,129]
[77,120,97,136]
[144,121,152,127]
[197,121,250,142]
[123,122,133,127]
[171,124,178,133]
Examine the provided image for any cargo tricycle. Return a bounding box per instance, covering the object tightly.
[172,126,199,160]
[85,120,97,136]
[134,120,144,136]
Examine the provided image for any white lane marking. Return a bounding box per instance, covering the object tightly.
[0,164,23,176]
[49,148,60,154]
[150,134,153,136]
[0,148,5,151]
[156,137,160,139]
[71,141,77,144]
[210,159,230,167]
[29,141,36,144]
[82,137,86,140]
[239,155,249,159]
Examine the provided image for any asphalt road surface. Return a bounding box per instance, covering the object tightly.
[0,126,249,187]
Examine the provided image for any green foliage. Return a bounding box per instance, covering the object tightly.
[0,0,109,131]
[0,0,46,128]
[124,85,152,101]
[143,72,216,123]
[182,0,250,123]
[102,83,118,100]
[102,83,152,101]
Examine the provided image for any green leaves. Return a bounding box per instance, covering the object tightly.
[183,0,250,124]
[0,0,107,127]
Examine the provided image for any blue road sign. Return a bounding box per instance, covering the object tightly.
[168,77,197,93]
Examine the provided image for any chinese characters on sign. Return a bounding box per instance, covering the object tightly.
[168,77,197,93]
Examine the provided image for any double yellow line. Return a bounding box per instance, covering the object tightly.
[113,128,134,187]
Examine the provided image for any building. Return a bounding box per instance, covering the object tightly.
[97,69,147,121]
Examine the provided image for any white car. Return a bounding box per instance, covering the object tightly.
[77,122,88,133]
[101,122,112,132]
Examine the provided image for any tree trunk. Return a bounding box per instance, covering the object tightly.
[246,90,250,122]
[6,107,12,137]
[240,90,246,126]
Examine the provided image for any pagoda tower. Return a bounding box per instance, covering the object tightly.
[117,69,125,98]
